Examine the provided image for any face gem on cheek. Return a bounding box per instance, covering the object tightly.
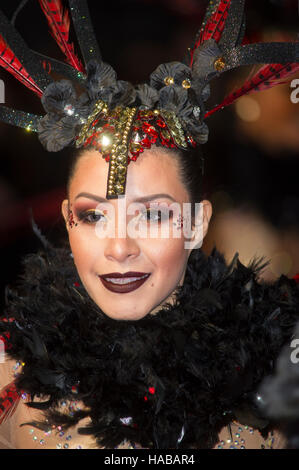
[68,209,78,228]
[173,215,184,229]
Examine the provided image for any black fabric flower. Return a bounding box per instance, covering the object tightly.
[192,39,223,82]
[85,60,136,106]
[135,84,159,108]
[85,60,117,101]
[37,114,80,152]
[150,62,192,90]
[187,121,209,145]
[158,86,191,116]
[41,80,77,116]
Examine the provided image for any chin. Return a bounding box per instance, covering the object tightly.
[91,296,150,321]
[101,307,149,322]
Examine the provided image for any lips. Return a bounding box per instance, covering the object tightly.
[99,272,151,294]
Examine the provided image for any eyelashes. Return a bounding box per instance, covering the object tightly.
[76,209,105,224]
[75,208,174,225]
[137,208,174,223]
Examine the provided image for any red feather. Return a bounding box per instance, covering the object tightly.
[0,381,21,425]
[0,35,43,97]
[190,0,231,67]
[205,61,299,119]
[38,0,84,73]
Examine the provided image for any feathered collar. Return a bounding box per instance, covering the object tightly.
[1,243,298,449]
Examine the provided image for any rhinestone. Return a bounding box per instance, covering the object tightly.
[40,439,45,445]
[193,106,201,118]
[130,142,142,153]
[117,175,126,184]
[240,446,246,449]
[182,79,191,89]
[164,76,174,86]
[235,433,240,438]
[56,444,62,449]
[64,444,69,449]
[161,129,171,140]
[64,104,75,116]
[116,154,127,164]
[114,184,124,193]
[214,57,226,71]
[116,144,127,154]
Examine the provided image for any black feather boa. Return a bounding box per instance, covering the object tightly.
[1,243,299,449]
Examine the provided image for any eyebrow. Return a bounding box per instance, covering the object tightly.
[74,192,177,203]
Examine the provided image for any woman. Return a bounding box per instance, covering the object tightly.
[0,0,299,449]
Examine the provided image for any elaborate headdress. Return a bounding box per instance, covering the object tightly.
[0,0,299,199]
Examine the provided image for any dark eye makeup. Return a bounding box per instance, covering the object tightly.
[75,208,174,225]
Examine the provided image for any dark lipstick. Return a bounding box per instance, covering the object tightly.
[99,272,151,294]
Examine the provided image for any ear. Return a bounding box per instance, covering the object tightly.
[186,199,213,254]
[61,199,70,232]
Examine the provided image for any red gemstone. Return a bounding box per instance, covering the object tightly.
[91,119,99,127]
[293,273,299,283]
[148,387,155,395]
[141,137,151,148]
[142,122,154,133]
[156,119,166,128]
[189,137,196,148]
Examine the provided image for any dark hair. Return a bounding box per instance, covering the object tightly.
[66,143,206,222]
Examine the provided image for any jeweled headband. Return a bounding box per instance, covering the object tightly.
[0,0,299,198]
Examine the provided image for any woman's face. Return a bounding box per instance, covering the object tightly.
[62,148,212,320]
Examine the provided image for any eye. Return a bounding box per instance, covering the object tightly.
[138,208,173,223]
[77,209,106,224]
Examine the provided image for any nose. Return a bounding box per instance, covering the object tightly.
[104,231,140,263]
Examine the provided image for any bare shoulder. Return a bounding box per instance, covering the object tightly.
[0,356,19,389]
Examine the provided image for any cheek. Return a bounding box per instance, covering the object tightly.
[147,236,187,279]
[68,226,100,275]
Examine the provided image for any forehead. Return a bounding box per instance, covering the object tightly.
[69,148,189,202]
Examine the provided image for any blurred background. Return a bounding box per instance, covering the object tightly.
[0,0,299,310]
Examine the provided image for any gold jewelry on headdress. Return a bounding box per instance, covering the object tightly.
[75,101,195,199]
